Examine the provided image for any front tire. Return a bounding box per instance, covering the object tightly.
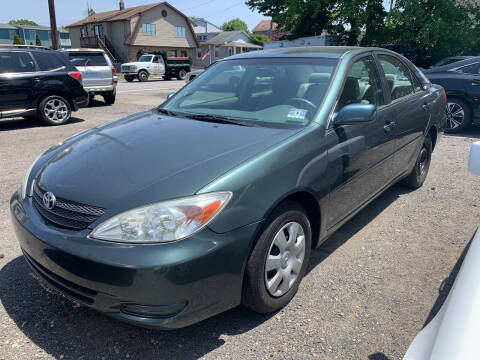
[138,70,149,82]
[178,69,187,80]
[402,134,432,189]
[125,75,134,82]
[445,97,472,133]
[38,95,71,125]
[242,201,311,314]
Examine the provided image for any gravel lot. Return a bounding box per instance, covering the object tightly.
[1,79,479,360]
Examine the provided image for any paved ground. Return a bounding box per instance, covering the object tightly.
[1,79,479,359]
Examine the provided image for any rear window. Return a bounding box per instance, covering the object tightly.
[33,52,66,72]
[68,52,108,67]
[0,52,36,73]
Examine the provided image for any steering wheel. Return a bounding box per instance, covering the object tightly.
[285,97,317,114]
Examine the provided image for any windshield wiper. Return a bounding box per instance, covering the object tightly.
[183,114,255,127]
[157,108,179,117]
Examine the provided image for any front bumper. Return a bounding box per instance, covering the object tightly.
[10,190,258,329]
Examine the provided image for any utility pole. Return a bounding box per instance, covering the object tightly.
[48,0,59,49]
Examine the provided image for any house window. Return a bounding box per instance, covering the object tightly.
[169,50,177,57]
[228,47,233,56]
[214,46,219,58]
[8,30,16,40]
[80,28,86,38]
[180,50,187,57]
[174,26,186,38]
[142,23,156,36]
[197,49,202,58]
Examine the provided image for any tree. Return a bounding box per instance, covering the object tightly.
[9,19,39,26]
[29,41,34,45]
[251,33,271,46]
[13,33,24,45]
[35,34,42,46]
[221,18,249,33]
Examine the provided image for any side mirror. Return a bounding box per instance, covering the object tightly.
[167,92,175,100]
[333,104,376,126]
[469,141,480,175]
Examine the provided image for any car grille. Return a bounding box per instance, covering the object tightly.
[32,182,106,230]
[121,65,131,71]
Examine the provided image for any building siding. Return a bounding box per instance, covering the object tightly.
[131,4,196,48]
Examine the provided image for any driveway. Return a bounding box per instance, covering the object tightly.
[0,80,479,359]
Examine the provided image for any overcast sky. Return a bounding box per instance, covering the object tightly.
[0,0,266,30]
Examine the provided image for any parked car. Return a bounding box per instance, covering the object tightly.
[403,141,480,360]
[11,46,445,329]
[62,49,117,105]
[121,51,191,82]
[424,57,480,133]
[0,45,88,125]
[185,60,218,83]
[431,56,475,68]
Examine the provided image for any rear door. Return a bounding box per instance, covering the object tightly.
[67,52,112,88]
[326,54,396,229]
[454,62,480,100]
[376,53,432,176]
[0,51,37,116]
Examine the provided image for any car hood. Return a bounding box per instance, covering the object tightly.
[35,109,295,211]
[122,62,148,67]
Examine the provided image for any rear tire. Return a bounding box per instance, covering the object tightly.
[242,201,311,314]
[178,69,187,80]
[138,70,149,82]
[125,75,134,82]
[103,92,116,105]
[402,135,432,189]
[445,97,472,133]
[38,95,71,125]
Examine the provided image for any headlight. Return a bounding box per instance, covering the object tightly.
[131,65,137,70]
[90,192,232,243]
[21,156,40,199]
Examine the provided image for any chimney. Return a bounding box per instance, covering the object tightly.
[119,0,125,10]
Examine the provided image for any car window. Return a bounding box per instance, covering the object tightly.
[378,54,415,101]
[0,52,36,73]
[138,55,152,62]
[456,63,480,75]
[33,52,66,72]
[68,52,108,67]
[338,56,384,109]
[163,58,338,128]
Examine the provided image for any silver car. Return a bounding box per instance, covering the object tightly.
[62,49,117,104]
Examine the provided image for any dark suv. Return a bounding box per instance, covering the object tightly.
[0,46,88,125]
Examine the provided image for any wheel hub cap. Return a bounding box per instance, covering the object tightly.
[446,102,464,130]
[265,222,306,297]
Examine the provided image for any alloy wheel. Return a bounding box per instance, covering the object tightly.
[417,147,429,177]
[265,222,306,297]
[446,102,465,130]
[44,98,69,123]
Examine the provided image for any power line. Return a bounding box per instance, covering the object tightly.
[181,0,219,12]
[202,0,244,20]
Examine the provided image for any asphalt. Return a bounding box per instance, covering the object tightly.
[1,79,479,359]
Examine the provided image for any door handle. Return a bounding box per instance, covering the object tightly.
[384,121,396,132]
[471,80,480,86]
[422,103,430,111]
[33,78,41,84]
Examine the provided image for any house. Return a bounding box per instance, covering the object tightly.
[264,33,339,50]
[191,18,222,43]
[0,23,71,48]
[67,1,198,64]
[194,30,262,67]
[252,20,290,41]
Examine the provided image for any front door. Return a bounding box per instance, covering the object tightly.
[326,55,396,229]
[0,51,37,117]
[376,53,432,176]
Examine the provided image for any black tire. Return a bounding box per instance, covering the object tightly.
[38,95,71,125]
[402,134,432,189]
[125,76,134,82]
[163,75,172,81]
[242,201,312,314]
[445,97,472,133]
[103,92,116,105]
[178,69,187,80]
[138,70,149,82]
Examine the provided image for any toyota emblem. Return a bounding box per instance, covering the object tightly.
[42,192,56,210]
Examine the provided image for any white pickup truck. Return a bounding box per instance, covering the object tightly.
[121,53,190,82]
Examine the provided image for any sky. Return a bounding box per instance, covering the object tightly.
[0,0,266,30]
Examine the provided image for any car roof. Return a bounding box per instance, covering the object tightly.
[0,45,52,52]
[63,48,106,53]
[425,56,480,73]
[226,46,387,60]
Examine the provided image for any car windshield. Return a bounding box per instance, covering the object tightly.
[138,55,153,62]
[162,58,338,128]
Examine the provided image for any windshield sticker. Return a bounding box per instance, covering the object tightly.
[287,108,308,120]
